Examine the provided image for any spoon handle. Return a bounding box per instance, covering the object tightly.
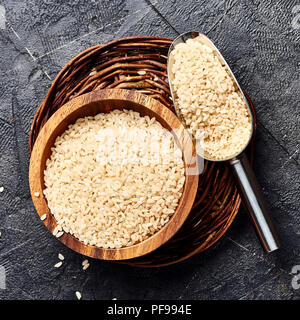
[230,153,280,252]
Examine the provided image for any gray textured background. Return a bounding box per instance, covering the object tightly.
[0,0,299,300]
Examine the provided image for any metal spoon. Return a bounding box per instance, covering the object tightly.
[167,31,280,253]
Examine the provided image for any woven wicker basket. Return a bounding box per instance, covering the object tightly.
[29,36,257,267]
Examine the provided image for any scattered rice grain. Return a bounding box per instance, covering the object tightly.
[82,263,90,270]
[54,261,63,268]
[75,291,81,300]
[82,259,89,266]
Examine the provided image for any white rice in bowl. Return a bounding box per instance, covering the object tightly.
[43,109,185,249]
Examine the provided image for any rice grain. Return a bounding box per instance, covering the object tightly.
[54,261,63,268]
[82,263,90,270]
[75,291,81,300]
[82,259,89,266]
[58,253,64,260]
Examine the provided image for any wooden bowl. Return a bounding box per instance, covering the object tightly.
[29,89,198,260]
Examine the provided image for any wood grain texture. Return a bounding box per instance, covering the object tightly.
[29,89,198,260]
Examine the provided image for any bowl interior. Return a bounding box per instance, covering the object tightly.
[29,89,198,260]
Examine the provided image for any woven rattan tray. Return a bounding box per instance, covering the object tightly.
[29,36,257,267]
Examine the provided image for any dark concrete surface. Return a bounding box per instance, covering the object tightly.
[0,0,299,300]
